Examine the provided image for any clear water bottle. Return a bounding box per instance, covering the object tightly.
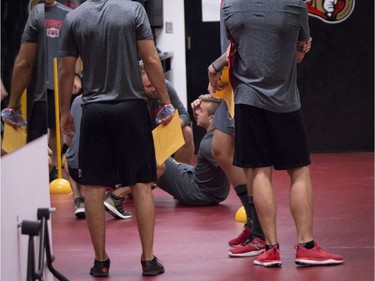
[1,108,27,126]
[155,103,175,124]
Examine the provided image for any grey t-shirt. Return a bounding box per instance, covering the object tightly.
[194,129,230,202]
[21,3,46,103]
[158,129,230,205]
[222,0,310,113]
[45,2,72,90]
[59,0,153,104]
[65,94,83,169]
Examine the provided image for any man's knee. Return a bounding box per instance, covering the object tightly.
[182,125,194,144]
[157,163,166,179]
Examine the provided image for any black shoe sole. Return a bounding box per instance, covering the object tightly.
[90,271,109,277]
[142,269,165,276]
[75,212,86,219]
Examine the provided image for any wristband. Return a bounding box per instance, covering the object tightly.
[210,63,219,74]
[75,72,83,79]
[7,103,21,110]
[158,99,171,105]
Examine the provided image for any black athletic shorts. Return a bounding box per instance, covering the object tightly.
[79,100,157,187]
[68,166,81,185]
[47,89,56,129]
[27,101,48,143]
[233,104,311,170]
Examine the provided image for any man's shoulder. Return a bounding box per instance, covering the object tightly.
[56,2,73,13]
[165,80,178,97]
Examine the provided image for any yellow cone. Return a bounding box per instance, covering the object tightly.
[50,178,72,194]
[235,206,247,223]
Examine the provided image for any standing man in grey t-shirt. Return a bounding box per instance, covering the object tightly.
[59,0,173,277]
[212,0,344,268]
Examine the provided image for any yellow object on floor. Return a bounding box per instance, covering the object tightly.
[235,206,247,223]
[50,178,72,194]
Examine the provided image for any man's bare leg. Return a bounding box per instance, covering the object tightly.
[246,167,278,245]
[288,166,314,243]
[173,125,194,164]
[130,183,155,261]
[85,185,108,261]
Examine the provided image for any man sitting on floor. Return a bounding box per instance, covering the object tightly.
[106,94,230,212]
[156,93,230,206]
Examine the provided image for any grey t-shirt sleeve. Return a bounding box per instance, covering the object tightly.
[22,4,44,43]
[135,4,153,41]
[298,3,310,41]
[166,80,190,126]
[59,15,80,57]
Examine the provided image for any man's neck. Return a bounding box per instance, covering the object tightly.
[206,125,213,132]
[45,1,57,8]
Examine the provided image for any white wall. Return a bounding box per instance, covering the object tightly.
[155,0,187,108]
[1,135,53,281]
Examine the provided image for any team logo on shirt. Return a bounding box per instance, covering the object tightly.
[306,0,355,24]
[45,19,63,38]
[47,27,60,38]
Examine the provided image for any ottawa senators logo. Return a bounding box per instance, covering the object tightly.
[306,0,355,24]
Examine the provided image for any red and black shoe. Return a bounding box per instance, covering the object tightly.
[90,259,110,277]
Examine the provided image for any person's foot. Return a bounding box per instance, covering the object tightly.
[228,226,251,247]
[295,242,344,266]
[104,192,133,219]
[141,256,165,276]
[228,236,265,257]
[90,259,110,277]
[253,245,282,268]
[74,197,85,219]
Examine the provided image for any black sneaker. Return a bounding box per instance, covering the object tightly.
[90,259,110,277]
[141,256,165,276]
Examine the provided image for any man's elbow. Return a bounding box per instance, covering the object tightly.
[14,56,33,71]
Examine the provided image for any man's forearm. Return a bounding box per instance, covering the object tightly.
[143,58,169,102]
[210,52,228,74]
[59,56,77,114]
[9,61,33,106]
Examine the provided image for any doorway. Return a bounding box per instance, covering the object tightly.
[184,1,221,151]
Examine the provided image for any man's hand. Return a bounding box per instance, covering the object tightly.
[60,112,75,137]
[72,75,82,94]
[1,107,26,129]
[208,65,226,93]
[156,103,175,126]
[190,97,202,120]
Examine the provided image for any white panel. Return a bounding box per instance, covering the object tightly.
[1,135,54,281]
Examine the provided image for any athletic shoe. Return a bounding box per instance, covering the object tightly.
[228,236,265,257]
[74,197,85,219]
[104,192,133,219]
[90,259,110,277]
[49,166,58,182]
[295,242,344,266]
[228,226,251,247]
[141,256,165,276]
[254,246,282,267]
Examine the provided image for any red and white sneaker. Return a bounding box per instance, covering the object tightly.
[253,246,282,267]
[228,226,251,247]
[295,242,344,266]
[228,236,265,257]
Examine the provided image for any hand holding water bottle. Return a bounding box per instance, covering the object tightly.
[155,100,175,125]
[1,107,27,128]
